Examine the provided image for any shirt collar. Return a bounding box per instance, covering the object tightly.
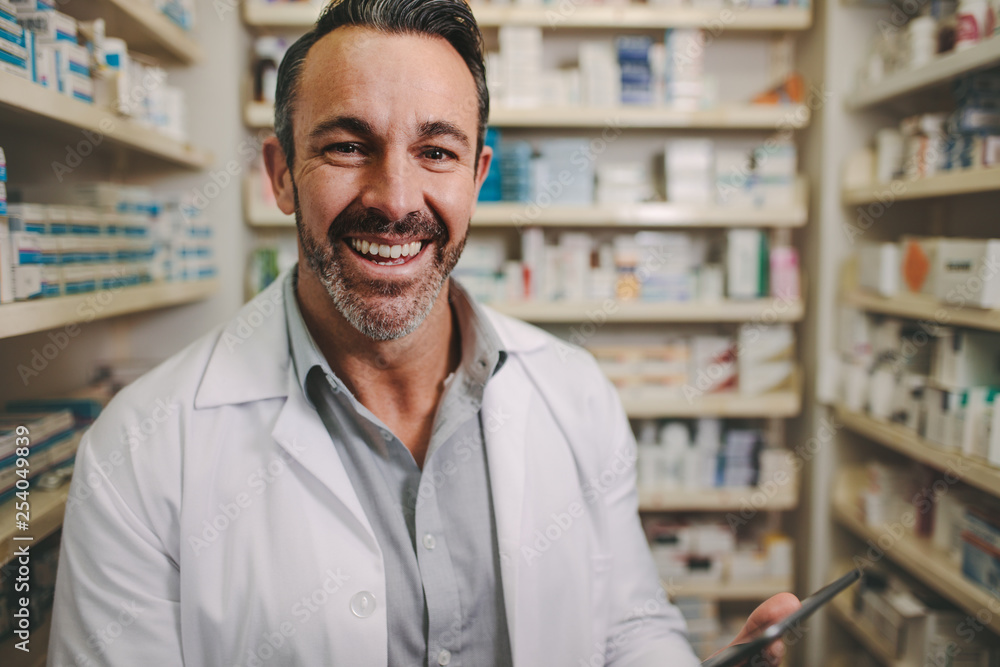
[283,265,507,406]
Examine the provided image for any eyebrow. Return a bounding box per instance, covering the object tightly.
[416,120,470,149]
[308,115,377,142]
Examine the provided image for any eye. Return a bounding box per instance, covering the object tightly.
[422,147,454,161]
[324,143,362,156]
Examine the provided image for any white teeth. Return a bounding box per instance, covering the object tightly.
[390,245,401,259]
[351,239,423,262]
[400,244,410,257]
[411,241,421,255]
[368,243,379,256]
[378,244,390,258]
[361,240,369,254]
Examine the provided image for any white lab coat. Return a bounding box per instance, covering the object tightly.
[47,274,699,667]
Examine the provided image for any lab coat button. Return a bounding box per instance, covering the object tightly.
[422,533,436,550]
[381,430,392,442]
[350,591,376,618]
[438,649,451,665]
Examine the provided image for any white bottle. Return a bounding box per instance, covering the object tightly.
[660,422,691,488]
[956,0,991,49]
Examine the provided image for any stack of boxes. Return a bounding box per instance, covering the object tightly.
[0,0,27,79]
[617,35,654,106]
[0,183,215,302]
[663,29,707,111]
[453,226,799,307]
[13,0,92,102]
[857,236,1000,309]
[838,312,1000,468]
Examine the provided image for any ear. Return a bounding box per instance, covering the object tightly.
[471,144,494,204]
[262,136,296,215]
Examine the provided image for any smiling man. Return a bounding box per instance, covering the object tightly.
[47,1,798,665]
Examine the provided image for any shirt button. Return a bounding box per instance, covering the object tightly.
[349,591,376,618]
[422,533,436,550]
[381,430,392,442]
[438,649,452,665]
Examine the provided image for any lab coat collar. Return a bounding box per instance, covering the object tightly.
[194,267,549,410]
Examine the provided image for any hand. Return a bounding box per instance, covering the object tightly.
[710,593,801,666]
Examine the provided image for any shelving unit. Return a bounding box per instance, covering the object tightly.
[0,72,213,170]
[489,299,803,323]
[841,167,1000,205]
[244,100,810,130]
[829,596,900,667]
[831,496,1000,635]
[668,576,795,601]
[246,178,810,229]
[0,280,219,340]
[835,406,1000,499]
[64,0,203,65]
[243,1,813,30]
[622,385,801,419]
[640,475,799,511]
[841,289,1000,333]
[846,37,1000,110]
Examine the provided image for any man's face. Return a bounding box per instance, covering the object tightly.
[279,27,491,340]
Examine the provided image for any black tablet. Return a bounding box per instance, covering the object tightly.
[701,568,862,667]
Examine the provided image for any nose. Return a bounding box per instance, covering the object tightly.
[359,149,423,222]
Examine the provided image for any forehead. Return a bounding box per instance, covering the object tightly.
[295,26,479,140]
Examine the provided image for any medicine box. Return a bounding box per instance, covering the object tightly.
[15,8,75,43]
[930,238,1000,309]
[858,241,900,297]
[931,328,1000,388]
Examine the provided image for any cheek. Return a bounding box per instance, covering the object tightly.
[427,173,476,239]
[297,169,357,234]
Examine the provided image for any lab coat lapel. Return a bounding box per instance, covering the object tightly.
[270,362,377,548]
[482,359,532,666]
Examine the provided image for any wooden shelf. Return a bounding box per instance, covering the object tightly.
[842,288,1000,333]
[842,168,1000,205]
[243,1,812,31]
[836,406,1000,501]
[244,100,810,130]
[0,486,70,568]
[246,180,809,229]
[622,385,801,419]
[63,0,202,65]
[847,37,1000,110]
[0,279,218,340]
[0,72,213,170]
[488,298,804,323]
[667,576,794,601]
[830,595,901,667]
[832,496,1000,635]
[641,479,798,511]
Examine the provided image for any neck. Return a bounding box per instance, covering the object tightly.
[295,266,460,462]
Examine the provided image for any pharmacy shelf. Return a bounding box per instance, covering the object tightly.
[0,72,213,170]
[832,496,1000,635]
[0,279,218,340]
[489,299,804,323]
[622,386,802,419]
[841,167,1000,205]
[667,576,794,601]
[245,181,809,229]
[835,405,1000,501]
[640,480,798,512]
[0,486,70,568]
[829,595,901,667]
[243,1,813,30]
[244,100,810,130]
[846,37,1000,110]
[68,0,203,65]
[842,288,1000,333]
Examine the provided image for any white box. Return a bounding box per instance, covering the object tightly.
[15,8,75,43]
[13,264,41,300]
[931,328,1000,388]
[931,238,1000,309]
[726,229,765,299]
[858,242,900,297]
[0,220,13,304]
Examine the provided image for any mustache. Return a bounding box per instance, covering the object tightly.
[327,207,449,244]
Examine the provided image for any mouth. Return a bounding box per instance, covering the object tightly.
[344,236,428,267]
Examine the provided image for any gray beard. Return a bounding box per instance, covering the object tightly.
[294,186,465,341]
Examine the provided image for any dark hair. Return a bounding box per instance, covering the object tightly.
[273,0,489,168]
